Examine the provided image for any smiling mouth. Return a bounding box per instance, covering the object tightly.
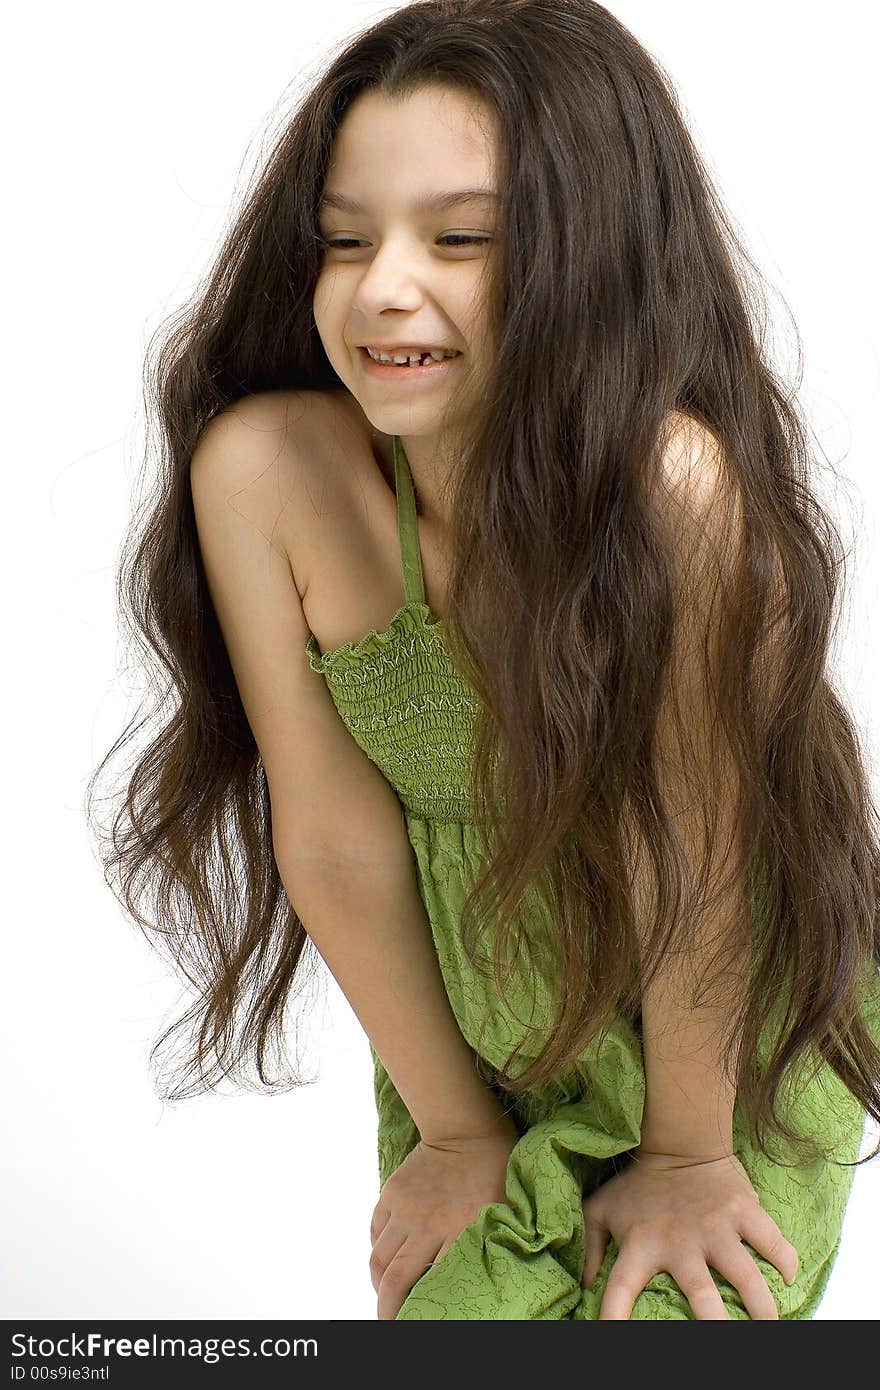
[357,346,463,374]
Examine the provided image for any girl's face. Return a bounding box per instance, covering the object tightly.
[312,83,500,446]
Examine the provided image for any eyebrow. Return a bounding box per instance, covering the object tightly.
[318,188,500,214]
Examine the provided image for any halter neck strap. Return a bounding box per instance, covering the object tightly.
[393,435,427,607]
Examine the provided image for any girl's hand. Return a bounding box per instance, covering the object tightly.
[581,1148,799,1319]
[369,1115,520,1320]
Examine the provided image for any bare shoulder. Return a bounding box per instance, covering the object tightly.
[187,388,414,875]
[189,388,318,501]
[657,410,728,511]
[190,387,370,598]
[193,387,351,469]
[652,411,744,587]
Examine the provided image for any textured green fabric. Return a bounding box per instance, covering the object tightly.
[306,433,879,1320]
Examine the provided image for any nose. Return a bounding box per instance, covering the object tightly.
[350,242,425,317]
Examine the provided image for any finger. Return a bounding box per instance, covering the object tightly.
[369,1222,407,1296]
[376,1239,441,1322]
[707,1241,781,1320]
[673,1260,731,1320]
[581,1218,610,1288]
[433,1238,455,1268]
[598,1249,659,1320]
[369,1202,391,1245]
[738,1210,800,1287]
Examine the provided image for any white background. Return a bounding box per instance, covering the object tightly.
[3,0,878,1320]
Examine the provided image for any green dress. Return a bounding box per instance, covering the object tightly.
[306,433,879,1320]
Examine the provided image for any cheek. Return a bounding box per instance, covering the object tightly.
[311,270,345,331]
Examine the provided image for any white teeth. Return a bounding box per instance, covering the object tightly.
[365,346,459,365]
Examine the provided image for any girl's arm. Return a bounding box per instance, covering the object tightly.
[634,420,755,1160]
[636,877,750,1159]
[278,846,509,1144]
[190,395,508,1145]
[579,424,800,1319]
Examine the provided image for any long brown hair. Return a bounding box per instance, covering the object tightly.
[86,0,880,1165]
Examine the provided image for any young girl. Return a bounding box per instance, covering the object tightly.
[89,0,880,1320]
